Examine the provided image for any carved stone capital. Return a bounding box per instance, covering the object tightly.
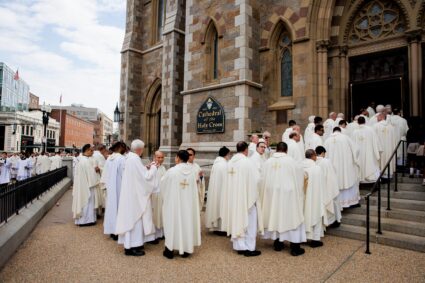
[338,45,349,56]
[316,40,330,52]
[405,29,422,43]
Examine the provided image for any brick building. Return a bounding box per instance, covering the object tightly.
[51,109,94,148]
[119,0,425,161]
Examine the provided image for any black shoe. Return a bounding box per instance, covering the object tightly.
[125,248,145,256]
[329,221,341,228]
[409,174,414,178]
[163,247,174,259]
[181,252,190,258]
[147,239,159,245]
[290,243,305,256]
[310,240,323,248]
[244,250,261,257]
[213,231,228,237]
[350,203,361,208]
[273,239,284,251]
[237,250,247,255]
[110,234,118,241]
[133,245,144,251]
[78,222,96,227]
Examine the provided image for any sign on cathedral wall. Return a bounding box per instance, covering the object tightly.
[196,97,225,134]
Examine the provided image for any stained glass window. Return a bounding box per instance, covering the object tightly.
[279,32,292,97]
[349,0,405,44]
[213,32,218,80]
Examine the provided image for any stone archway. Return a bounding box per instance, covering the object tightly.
[143,80,162,158]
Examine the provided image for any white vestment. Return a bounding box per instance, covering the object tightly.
[367,106,376,118]
[36,155,51,175]
[324,132,360,208]
[282,127,293,142]
[351,125,381,183]
[368,113,379,126]
[374,120,397,178]
[249,151,266,175]
[287,139,304,162]
[116,152,157,249]
[0,159,11,184]
[72,156,99,224]
[161,163,201,254]
[304,122,315,145]
[248,142,257,157]
[306,133,323,151]
[17,158,32,181]
[316,157,341,224]
[9,156,19,178]
[91,151,106,209]
[49,155,62,171]
[152,164,166,238]
[188,162,205,211]
[346,121,359,138]
[261,153,306,243]
[101,153,125,235]
[221,153,263,251]
[391,115,409,165]
[205,156,228,231]
[302,159,325,241]
[323,118,335,140]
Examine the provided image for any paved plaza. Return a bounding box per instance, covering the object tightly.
[0,189,424,283]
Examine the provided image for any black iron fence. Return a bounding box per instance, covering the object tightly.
[0,166,68,224]
[364,140,407,254]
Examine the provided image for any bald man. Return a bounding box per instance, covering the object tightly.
[152,151,167,240]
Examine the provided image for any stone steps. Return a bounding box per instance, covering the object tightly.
[330,174,425,252]
[326,224,425,253]
[348,205,425,223]
[341,213,425,237]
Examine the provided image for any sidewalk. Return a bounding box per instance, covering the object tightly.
[1,189,424,283]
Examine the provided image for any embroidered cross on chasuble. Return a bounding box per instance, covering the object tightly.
[180,179,189,189]
[228,167,236,175]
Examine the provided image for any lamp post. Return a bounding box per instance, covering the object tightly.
[41,103,52,153]
[113,103,123,123]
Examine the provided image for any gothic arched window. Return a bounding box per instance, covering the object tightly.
[349,0,406,44]
[205,22,219,82]
[152,0,166,44]
[279,33,293,97]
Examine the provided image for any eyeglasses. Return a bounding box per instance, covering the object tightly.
[264,136,270,139]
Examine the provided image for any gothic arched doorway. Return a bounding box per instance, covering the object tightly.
[145,84,162,158]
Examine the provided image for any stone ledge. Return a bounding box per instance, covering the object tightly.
[0,177,72,270]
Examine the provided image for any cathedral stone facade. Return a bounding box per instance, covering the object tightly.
[119,0,425,161]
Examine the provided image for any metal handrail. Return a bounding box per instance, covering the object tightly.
[0,166,67,224]
[365,139,407,254]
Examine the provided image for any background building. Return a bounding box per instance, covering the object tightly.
[0,62,30,112]
[51,104,113,146]
[0,111,59,153]
[119,0,425,161]
[28,93,40,110]
[51,109,94,148]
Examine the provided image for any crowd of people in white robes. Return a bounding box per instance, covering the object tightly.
[0,151,64,185]
[71,103,409,259]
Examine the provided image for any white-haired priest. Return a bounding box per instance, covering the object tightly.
[115,139,158,256]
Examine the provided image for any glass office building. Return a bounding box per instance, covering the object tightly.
[0,62,30,112]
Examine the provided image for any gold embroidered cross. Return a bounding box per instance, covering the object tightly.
[272,162,281,170]
[180,179,189,189]
[358,136,365,142]
[228,168,236,175]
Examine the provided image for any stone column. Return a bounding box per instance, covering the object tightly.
[159,0,186,165]
[119,0,144,142]
[338,45,348,116]
[407,30,422,117]
[316,40,330,118]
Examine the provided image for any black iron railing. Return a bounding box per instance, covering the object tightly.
[365,140,407,254]
[0,166,68,224]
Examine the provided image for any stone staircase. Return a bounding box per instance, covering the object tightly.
[327,175,425,252]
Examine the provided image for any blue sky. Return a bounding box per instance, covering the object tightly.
[0,0,126,118]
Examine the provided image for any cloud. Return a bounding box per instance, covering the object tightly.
[0,0,125,117]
